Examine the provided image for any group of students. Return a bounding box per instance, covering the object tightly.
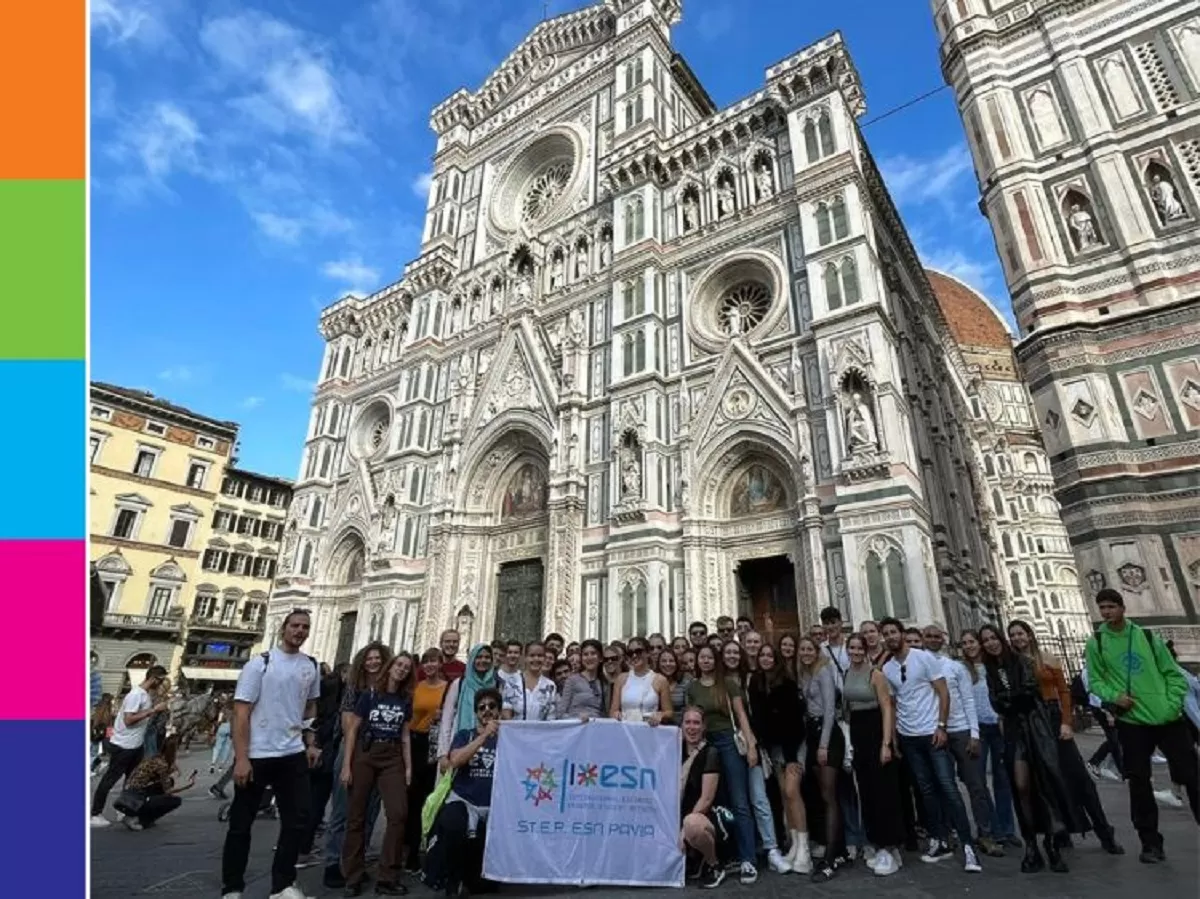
[94,590,1196,899]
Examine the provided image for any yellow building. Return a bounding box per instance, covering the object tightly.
[90,382,239,693]
[189,468,293,686]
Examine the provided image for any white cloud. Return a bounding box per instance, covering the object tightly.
[199,12,355,144]
[252,211,305,243]
[880,144,974,209]
[411,171,433,200]
[279,373,315,393]
[158,364,195,382]
[322,256,381,295]
[919,247,993,297]
[110,101,202,190]
[241,396,265,410]
[91,0,170,48]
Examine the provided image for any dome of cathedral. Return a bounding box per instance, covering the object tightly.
[925,269,1013,351]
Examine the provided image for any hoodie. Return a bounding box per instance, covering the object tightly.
[1084,620,1186,727]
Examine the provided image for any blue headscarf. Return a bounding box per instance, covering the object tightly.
[454,643,496,733]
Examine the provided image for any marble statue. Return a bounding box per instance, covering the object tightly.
[451,301,464,332]
[575,247,589,279]
[567,306,586,347]
[1067,203,1100,250]
[599,232,612,269]
[724,303,743,336]
[458,354,474,389]
[1149,173,1186,223]
[717,183,736,219]
[515,273,533,304]
[619,445,642,498]
[845,392,878,451]
[755,163,774,201]
[790,344,804,395]
[682,194,699,232]
[478,348,492,377]
[467,294,481,326]
[490,280,504,315]
[550,254,565,290]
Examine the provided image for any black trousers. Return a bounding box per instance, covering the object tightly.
[1117,717,1200,848]
[1088,710,1125,776]
[424,802,488,893]
[91,744,143,817]
[405,731,436,868]
[220,752,312,895]
[300,768,335,855]
[137,791,182,826]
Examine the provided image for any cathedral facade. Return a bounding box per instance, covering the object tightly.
[271,0,1086,663]
[934,0,1200,657]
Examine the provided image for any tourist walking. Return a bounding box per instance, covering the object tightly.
[220,610,321,899]
[1085,588,1199,863]
[91,665,170,826]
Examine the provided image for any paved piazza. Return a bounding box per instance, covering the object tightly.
[91,737,1196,899]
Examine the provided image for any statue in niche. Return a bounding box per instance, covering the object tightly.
[478,348,492,377]
[451,301,464,332]
[458,354,474,390]
[490,279,504,315]
[790,344,804,395]
[717,181,736,219]
[515,272,532,304]
[1148,171,1186,223]
[467,293,481,326]
[724,303,743,336]
[377,496,396,552]
[682,192,699,232]
[1066,200,1100,250]
[575,243,589,279]
[599,231,612,269]
[755,162,775,201]
[845,392,878,451]
[619,443,642,499]
[566,306,586,347]
[550,253,565,290]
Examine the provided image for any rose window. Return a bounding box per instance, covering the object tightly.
[351,400,392,460]
[719,282,771,335]
[521,162,572,224]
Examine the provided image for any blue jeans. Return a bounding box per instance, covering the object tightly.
[838,767,864,849]
[212,722,233,767]
[747,763,778,851]
[977,723,1016,838]
[898,733,974,849]
[710,730,757,864]
[324,743,382,869]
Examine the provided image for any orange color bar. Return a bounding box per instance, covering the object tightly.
[0,0,85,179]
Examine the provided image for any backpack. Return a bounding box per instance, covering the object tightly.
[259,650,319,676]
[1069,672,1089,709]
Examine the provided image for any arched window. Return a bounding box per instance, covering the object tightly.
[815,204,832,244]
[817,112,835,156]
[620,582,635,637]
[389,613,400,648]
[1043,563,1052,581]
[804,119,820,164]
[866,547,910,620]
[299,543,313,576]
[329,405,341,434]
[324,349,337,379]
[841,257,861,305]
[624,195,645,244]
[308,497,322,528]
[623,278,645,318]
[983,455,995,476]
[1025,566,1036,587]
[823,263,842,310]
[1002,533,1014,557]
[338,346,351,377]
[831,196,849,239]
[992,490,1004,516]
[1009,569,1022,597]
[319,445,332,479]
[635,582,648,636]
[417,410,428,447]
[633,330,647,371]
[1023,452,1039,473]
[1050,591,1061,610]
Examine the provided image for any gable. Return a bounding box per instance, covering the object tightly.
[465,318,559,445]
[692,341,794,450]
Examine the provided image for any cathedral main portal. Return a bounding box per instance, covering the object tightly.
[494,558,545,645]
[737,555,799,635]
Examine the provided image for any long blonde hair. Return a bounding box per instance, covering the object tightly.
[796,636,828,680]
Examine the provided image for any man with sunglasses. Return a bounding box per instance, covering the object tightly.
[688,621,709,649]
[878,617,982,874]
[715,616,736,642]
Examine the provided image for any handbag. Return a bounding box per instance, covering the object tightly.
[726,696,748,756]
[421,769,455,840]
[113,789,148,817]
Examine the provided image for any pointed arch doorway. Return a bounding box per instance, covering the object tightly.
[736,555,799,635]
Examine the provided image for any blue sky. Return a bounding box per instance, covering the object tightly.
[90,0,1004,480]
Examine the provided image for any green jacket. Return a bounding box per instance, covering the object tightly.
[1084,621,1186,726]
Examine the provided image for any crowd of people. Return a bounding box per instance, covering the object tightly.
[89,588,1200,899]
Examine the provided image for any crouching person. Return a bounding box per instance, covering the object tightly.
[423,687,501,897]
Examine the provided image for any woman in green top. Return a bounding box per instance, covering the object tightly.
[685,644,760,884]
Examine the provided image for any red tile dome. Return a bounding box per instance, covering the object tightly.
[925,269,1012,350]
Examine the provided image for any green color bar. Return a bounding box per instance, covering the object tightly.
[0,179,85,359]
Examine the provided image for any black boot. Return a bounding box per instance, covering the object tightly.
[1020,841,1044,873]
[1044,835,1069,873]
[1098,826,1125,855]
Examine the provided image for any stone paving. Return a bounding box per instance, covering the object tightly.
[91,736,1198,899]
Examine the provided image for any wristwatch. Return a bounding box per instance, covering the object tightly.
[936,723,947,730]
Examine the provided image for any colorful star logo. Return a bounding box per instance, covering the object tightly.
[575,763,598,787]
[521,762,558,806]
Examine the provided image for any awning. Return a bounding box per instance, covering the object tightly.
[180,667,241,681]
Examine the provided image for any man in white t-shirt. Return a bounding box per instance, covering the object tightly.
[220,610,322,899]
[879,618,982,874]
[90,665,169,826]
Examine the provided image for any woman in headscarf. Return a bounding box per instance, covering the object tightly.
[436,644,496,768]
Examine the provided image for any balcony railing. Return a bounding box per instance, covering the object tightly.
[187,614,266,634]
[102,611,184,634]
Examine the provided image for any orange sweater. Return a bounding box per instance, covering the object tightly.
[1034,660,1071,712]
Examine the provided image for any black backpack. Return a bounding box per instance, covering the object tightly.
[1069,672,1089,709]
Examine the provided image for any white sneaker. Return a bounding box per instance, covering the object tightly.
[121,816,143,831]
[963,845,982,873]
[1099,765,1123,782]
[873,850,899,876]
[221,894,243,899]
[1154,788,1184,808]
[90,815,110,828]
[738,862,758,885]
[269,886,311,899]
[766,848,790,874]
[791,833,812,874]
[1151,752,1167,764]
[810,842,826,859]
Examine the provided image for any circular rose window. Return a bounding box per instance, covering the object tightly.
[489,127,585,234]
[351,400,392,460]
[687,250,787,354]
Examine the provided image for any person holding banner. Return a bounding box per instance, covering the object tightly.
[610,637,674,724]
[686,644,760,884]
[424,687,502,897]
[680,707,730,888]
[436,645,496,769]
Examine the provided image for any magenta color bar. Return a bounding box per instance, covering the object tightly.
[0,540,86,719]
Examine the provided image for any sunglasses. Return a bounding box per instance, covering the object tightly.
[477,701,499,712]
[629,647,646,656]
[900,663,907,684]
[603,655,619,663]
